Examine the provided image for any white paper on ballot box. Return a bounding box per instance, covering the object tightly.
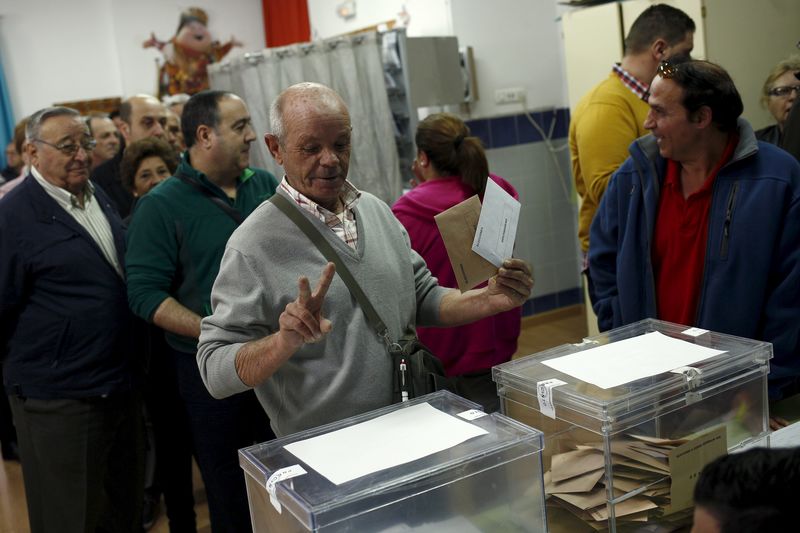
[542,331,727,389]
[283,402,488,485]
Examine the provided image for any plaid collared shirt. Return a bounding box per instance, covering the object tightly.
[613,63,650,101]
[279,177,361,249]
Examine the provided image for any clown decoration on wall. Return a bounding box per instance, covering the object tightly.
[143,7,242,97]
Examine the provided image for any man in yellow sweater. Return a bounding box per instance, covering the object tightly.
[571,4,695,267]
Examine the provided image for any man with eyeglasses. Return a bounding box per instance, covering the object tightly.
[570,4,695,325]
[91,94,169,219]
[0,107,143,532]
[589,59,800,427]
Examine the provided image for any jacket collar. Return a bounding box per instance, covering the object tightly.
[177,153,255,197]
[24,174,127,275]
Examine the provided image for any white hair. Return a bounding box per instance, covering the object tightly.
[269,82,348,144]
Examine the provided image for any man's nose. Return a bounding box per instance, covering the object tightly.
[244,125,256,143]
[320,147,340,166]
[75,145,91,161]
[152,122,166,138]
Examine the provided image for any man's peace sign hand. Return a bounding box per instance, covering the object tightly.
[278,262,336,351]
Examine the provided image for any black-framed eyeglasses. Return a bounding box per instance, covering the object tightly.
[33,138,97,157]
[768,85,800,98]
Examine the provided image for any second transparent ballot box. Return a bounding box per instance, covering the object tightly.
[492,319,771,532]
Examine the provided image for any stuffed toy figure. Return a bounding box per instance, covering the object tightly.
[143,7,242,97]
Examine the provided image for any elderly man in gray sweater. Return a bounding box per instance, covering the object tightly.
[197,82,533,437]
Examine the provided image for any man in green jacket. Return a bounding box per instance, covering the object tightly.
[126,90,277,533]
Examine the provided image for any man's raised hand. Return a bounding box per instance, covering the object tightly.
[278,262,336,350]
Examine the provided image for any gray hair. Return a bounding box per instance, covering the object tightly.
[26,107,81,142]
[269,95,286,144]
[269,82,349,145]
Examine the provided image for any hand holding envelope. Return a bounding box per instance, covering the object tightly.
[434,195,498,292]
[434,179,531,301]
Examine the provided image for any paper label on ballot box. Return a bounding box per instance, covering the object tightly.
[267,465,307,513]
[537,378,567,419]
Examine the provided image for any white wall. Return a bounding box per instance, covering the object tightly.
[1,0,568,122]
[308,0,453,39]
[450,0,568,118]
[308,0,568,120]
[0,0,265,120]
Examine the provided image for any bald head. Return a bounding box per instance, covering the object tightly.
[269,83,349,145]
[119,94,168,143]
[265,83,352,212]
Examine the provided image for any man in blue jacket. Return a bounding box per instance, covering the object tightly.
[0,107,143,533]
[589,59,800,419]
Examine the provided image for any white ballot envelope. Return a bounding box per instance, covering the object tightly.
[472,178,520,267]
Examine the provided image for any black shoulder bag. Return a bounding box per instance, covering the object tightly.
[269,194,451,403]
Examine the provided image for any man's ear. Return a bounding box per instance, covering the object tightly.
[651,38,668,61]
[195,124,213,149]
[25,140,39,167]
[691,106,713,129]
[265,133,283,164]
[119,122,132,143]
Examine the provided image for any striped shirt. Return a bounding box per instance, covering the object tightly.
[279,177,361,249]
[31,166,123,277]
[613,63,650,101]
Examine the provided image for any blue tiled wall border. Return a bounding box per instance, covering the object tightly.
[522,287,582,317]
[465,108,570,150]
[467,108,579,317]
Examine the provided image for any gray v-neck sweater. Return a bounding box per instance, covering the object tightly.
[198,189,447,436]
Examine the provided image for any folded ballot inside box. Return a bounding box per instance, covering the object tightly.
[493,319,772,532]
[239,391,547,532]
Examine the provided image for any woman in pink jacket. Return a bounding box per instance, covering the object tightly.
[392,113,522,389]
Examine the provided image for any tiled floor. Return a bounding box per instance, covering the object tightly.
[0,305,588,533]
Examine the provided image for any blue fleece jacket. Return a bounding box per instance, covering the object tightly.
[589,119,800,398]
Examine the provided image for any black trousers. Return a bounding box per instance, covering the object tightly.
[171,348,274,533]
[144,329,197,532]
[9,392,145,533]
[0,366,17,453]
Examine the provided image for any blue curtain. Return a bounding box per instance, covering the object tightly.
[0,55,15,169]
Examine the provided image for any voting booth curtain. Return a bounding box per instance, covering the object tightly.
[209,32,402,205]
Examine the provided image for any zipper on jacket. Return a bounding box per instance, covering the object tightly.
[720,181,738,260]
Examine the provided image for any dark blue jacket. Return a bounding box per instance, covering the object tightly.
[589,120,800,399]
[0,175,137,398]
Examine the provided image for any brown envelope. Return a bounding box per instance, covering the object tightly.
[434,195,498,292]
[667,426,727,513]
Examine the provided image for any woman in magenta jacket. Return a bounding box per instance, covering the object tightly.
[392,113,522,377]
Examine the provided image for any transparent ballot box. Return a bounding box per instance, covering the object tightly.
[239,390,548,532]
[492,319,771,533]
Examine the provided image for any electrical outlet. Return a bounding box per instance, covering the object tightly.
[494,87,525,105]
